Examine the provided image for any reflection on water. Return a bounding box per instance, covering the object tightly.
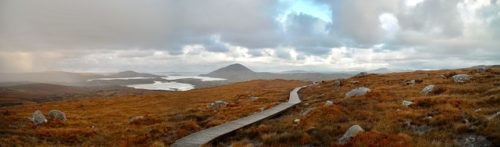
[127,81,194,91]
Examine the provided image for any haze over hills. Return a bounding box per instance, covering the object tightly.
[202,63,352,82]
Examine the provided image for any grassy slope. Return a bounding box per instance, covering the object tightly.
[0,80,305,146]
[217,67,500,146]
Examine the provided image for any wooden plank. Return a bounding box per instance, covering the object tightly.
[171,86,306,147]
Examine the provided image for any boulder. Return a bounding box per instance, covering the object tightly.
[31,110,47,125]
[345,87,370,98]
[338,125,365,145]
[420,85,435,96]
[48,110,66,121]
[402,100,414,107]
[452,74,470,83]
[208,100,228,109]
[324,100,333,106]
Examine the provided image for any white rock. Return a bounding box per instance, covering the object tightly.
[48,110,66,121]
[345,87,370,98]
[420,85,435,96]
[325,100,333,106]
[402,100,414,107]
[31,110,47,125]
[338,125,365,145]
[452,74,470,83]
[294,119,300,124]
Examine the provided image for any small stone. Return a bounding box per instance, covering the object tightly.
[249,96,259,101]
[324,100,333,106]
[420,85,435,96]
[129,116,145,124]
[452,74,470,83]
[294,119,300,124]
[345,87,370,98]
[474,108,482,112]
[402,100,414,107]
[338,125,365,145]
[350,80,360,84]
[48,110,66,121]
[31,110,47,125]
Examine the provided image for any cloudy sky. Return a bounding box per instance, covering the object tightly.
[0,0,499,73]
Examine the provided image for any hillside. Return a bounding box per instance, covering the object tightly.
[212,66,500,146]
[0,83,140,107]
[0,80,305,146]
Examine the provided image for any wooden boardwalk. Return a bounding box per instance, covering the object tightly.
[171,86,307,147]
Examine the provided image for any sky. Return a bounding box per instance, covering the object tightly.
[0,0,499,73]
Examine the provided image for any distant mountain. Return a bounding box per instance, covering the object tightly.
[106,70,161,78]
[201,64,257,81]
[202,63,351,82]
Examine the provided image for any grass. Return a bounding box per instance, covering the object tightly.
[215,67,500,146]
[0,79,305,146]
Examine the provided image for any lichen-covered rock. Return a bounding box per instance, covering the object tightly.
[452,74,470,83]
[345,87,370,98]
[324,100,333,106]
[48,110,66,121]
[208,100,228,109]
[338,125,365,145]
[31,110,47,125]
[420,85,435,96]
